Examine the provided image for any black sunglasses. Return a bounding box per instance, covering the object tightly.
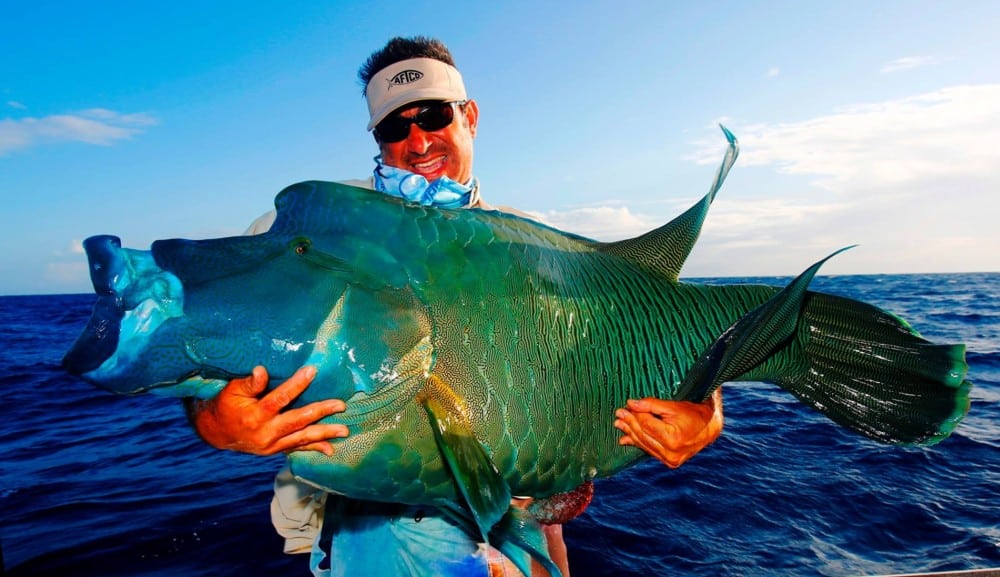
[374,101,466,143]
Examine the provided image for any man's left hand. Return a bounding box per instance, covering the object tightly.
[614,388,723,468]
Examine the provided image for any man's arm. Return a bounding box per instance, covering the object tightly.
[614,389,723,468]
[186,365,349,455]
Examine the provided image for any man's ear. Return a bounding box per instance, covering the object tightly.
[463,100,480,138]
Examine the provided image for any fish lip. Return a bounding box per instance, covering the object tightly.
[62,235,126,375]
[63,234,188,392]
[62,293,123,375]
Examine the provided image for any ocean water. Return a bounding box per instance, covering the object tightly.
[1,273,998,576]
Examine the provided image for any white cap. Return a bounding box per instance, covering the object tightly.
[365,57,467,130]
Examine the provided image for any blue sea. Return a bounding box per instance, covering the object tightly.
[2,273,998,576]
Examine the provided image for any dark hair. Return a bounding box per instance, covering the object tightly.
[358,36,456,94]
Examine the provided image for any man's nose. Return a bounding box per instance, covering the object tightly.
[405,124,432,153]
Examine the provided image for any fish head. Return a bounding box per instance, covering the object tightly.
[62,234,194,393]
[62,182,433,403]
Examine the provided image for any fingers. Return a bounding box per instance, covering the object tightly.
[618,401,702,439]
[619,415,680,467]
[192,364,351,456]
[271,400,347,438]
[624,397,654,414]
[240,418,350,456]
[224,365,270,398]
[260,366,317,413]
[293,441,336,456]
[249,376,347,455]
[275,423,350,456]
[625,396,713,420]
[615,396,721,469]
[615,409,672,450]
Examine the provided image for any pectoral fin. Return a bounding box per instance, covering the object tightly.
[419,374,511,543]
[677,246,855,401]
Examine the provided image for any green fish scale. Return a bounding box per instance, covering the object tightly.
[408,215,779,496]
[285,184,966,501]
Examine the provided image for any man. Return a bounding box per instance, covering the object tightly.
[188,36,723,577]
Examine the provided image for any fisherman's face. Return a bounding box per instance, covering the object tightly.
[377,99,478,184]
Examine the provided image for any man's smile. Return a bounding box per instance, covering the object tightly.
[409,155,447,177]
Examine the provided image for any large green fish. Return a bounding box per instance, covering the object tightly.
[63,129,971,575]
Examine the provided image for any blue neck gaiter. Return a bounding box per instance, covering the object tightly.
[373,156,477,209]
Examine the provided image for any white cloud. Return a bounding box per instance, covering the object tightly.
[703,85,1000,274]
[691,85,1000,190]
[43,260,89,288]
[546,84,1000,276]
[0,108,157,156]
[880,56,943,73]
[535,205,660,240]
[52,239,85,257]
[766,67,780,78]
[7,100,27,110]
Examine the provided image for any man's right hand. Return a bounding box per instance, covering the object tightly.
[189,365,348,456]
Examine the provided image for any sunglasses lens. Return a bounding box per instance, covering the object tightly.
[416,103,455,132]
[374,117,411,143]
[375,102,458,143]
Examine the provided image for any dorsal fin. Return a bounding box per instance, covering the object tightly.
[597,125,738,281]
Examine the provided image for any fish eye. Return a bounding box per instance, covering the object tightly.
[293,238,311,255]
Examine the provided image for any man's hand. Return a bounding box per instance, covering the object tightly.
[189,365,348,456]
[614,388,723,468]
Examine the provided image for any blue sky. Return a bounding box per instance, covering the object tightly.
[2,0,999,295]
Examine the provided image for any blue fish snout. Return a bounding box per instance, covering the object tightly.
[63,236,128,376]
[63,235,185,389]
[85,235,127,296]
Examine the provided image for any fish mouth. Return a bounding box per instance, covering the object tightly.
[62,235,185,390]
[62,235,127,375]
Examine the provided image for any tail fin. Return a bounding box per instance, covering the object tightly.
[743,291,971,446]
